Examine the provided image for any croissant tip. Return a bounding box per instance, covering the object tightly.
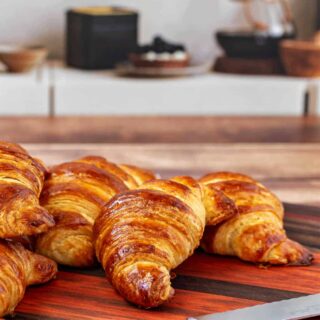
[29,219,52,229]
[291,251,315,266]
[137,287,175,310]
[23,206,55,230]
[43,211,56,227]
[31,258,58,284]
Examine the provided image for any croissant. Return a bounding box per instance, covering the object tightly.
[36,156,155,267]
[0,239,57,317]
[0,141,54,238]
[94,176,206,308]
[200,172,314,265]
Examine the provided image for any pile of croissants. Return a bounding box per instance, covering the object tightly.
[0,141,313,316]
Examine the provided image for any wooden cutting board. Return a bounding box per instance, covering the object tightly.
[11,144,320,319]
[13,203,320,320]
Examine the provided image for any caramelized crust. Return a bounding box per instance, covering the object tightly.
[200,172,314,265]
[119,164,157,186]
[0,239,57,317]
[36,156,156,267]
[94,176,206,308]
[0,141,54,238]
[79,156,156,188]
[78,156,138,189]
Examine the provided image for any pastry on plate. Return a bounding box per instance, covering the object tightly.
[129,36,190,68]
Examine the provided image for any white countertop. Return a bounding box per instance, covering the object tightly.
[0,60,318,116]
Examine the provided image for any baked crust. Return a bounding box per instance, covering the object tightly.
[0,239,57,317]
[94,176,206,308]
[200,172,314,265]
[36,156,156,267]
[0,141,54,238]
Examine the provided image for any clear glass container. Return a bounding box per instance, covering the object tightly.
[235,0,295,36]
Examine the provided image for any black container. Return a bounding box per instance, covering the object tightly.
[216,30,295,59]
[66,7,138,70]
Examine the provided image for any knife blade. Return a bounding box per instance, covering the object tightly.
[187,293,320,320]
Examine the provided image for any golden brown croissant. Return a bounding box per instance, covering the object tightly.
[94,176,206,308]
[200,172,314,265]
[0,141,54,238]
[0,239,57,317]
[36,156,155,267]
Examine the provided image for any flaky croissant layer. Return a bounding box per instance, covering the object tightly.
[0,141,54,238]
[36,156,156,267]
[0,240,57,317]
[200,172,314,265]
[94,176,206,308]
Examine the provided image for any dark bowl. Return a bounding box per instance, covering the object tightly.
[216,30,295,59]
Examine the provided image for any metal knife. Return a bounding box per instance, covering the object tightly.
[187,293,320,320]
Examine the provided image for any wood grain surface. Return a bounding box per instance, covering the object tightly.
[26,143,320,205]
[10,143,320,319]
[1,116,320,143]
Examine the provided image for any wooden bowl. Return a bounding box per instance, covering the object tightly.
[0,45,48,73]
[280,40,320,77]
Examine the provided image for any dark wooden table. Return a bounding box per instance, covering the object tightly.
[1,116,320,143]
[12,143,320,320]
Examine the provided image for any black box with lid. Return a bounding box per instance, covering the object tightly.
[66,7,138,70]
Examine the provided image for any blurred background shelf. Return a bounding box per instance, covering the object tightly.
[0,0,315,61]
[0,64,50,115]
[51,61,308,116]
[306,80,320,115]
[0,1,318,116]
[1,61,320,116]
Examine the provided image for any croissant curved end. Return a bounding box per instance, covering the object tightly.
[266,239,314,266]
[7,206,55,238]
[26,252,58,285]
[114,262,174,309]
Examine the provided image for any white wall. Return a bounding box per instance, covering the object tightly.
[0,0,317,60]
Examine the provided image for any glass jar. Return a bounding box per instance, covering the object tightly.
[239,0,295,36]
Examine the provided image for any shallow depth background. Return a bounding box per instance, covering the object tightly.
[0,0,317,60]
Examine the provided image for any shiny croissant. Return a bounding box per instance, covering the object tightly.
[200,172,314,265]
[0,239,57,317]
[36,156,155,267]
[94,176,206,308]
[0,141,54,238]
